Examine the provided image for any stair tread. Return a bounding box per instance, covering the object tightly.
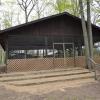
[0,69,89,82]
[0,68,85,77]
[6,73,94,86]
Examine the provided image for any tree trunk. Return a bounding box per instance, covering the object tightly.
[79,0,90,68]
[25,10,28,23]
[87,0,93,60]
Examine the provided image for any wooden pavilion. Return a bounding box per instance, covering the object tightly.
[0,12,100,72]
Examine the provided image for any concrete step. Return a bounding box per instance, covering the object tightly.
[6,72,94,86]
[0,67,84,78]
[0,69,90,82]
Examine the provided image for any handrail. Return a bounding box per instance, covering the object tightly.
[88,58,96,65]
[88,58,100,80]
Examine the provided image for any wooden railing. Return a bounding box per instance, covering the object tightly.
[89,58,100,80]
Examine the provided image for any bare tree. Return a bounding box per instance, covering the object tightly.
[34,0,49,19]
[79,0,90,68]
[91,0,100,25]
[2,11,13,29]
[17,0,37,23]
[0,0,16,29]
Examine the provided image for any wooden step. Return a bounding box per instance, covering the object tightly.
[0,69,89,82]
[6,72,94,86]
[0,67,84,78]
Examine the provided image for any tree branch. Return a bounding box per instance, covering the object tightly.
[27,0,37,17]
[27,0,32,7]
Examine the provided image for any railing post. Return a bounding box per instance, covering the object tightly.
[88,57,99,80]
[94,69,97,80]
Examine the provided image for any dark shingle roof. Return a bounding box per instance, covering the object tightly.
[0,12,100,34]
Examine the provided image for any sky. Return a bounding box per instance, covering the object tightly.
[0,0,55,29]
[0,0,100,30]
[0,0,24,29]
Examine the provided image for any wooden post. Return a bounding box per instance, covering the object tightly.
[78,45,82,56]
[37,49,39,57]
[73,43,76,67]
[43,49,45,58]
[24,50,27,59]
[5,40,8,73]
[45,37,48,57]
[63,43,66,67]
[53,43,55,68]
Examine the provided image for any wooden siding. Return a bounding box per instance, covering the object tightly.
[7,15,85,50]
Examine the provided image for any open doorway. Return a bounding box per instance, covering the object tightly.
[53,43,75,68]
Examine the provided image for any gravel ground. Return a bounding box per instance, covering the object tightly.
[0,79,100,100]
[0,86,42,100]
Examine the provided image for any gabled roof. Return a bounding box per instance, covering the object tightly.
[0,12,100,34]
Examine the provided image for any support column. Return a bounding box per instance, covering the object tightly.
[37,49,39,57]
[5,40,8,73]
[73,43,76,67]
[45,37,48,57]
[43,49,45,58]
[78,46,82,56]
[24,50,27,59]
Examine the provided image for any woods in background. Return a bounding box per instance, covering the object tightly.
[0,0,100,29]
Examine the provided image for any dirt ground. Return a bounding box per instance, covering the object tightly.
[0,79,100,100]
